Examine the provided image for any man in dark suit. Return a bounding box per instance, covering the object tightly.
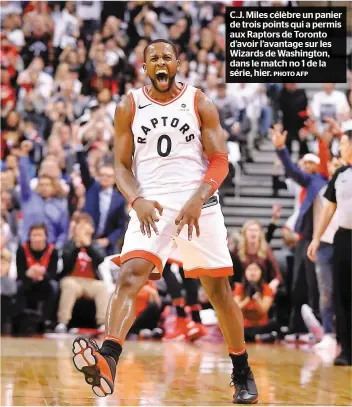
[76,147,126,255]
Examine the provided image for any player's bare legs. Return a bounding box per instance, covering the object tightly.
[200,276,245,349]
[200,275,258,404]
[72,258,154,397]
[105,258,154,340]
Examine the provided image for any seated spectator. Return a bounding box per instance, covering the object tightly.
[75,144,126,255]
[55,213,108,333]
[17,141,69,249]
[30,156,70,196]
[16,223,59,331]
[233,262,277,343]
[1,110,23,159]
[1,249,17,334]
[230,220,282,293]
[128,281,163,339]
[1,189,18,250]
[1,69,16,120]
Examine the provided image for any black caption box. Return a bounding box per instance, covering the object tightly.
[225,7,346,83]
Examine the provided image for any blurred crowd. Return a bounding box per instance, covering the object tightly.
[1,1,351,364]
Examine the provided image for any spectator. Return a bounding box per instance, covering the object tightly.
[55,213,108,333]
[52,1,80,50]
[129,280,163,339]
[76,145,126,255]
[298,121,341,350]
[3,13,25,48]
[213,83,239,131]
[228,83,270,161]
[17,57,54,104]
[1,189,18,251]
[0,1,22,21]
[162,256,206,341]
[16,223,59,331]
[0,249,17,334]
[22,12,52,68]
[233,262,277,343]
[1,69,16,120]
[75,0,102,41]
[310,83,350,128]
[279,83,308,155]
[134,5,169,41]
[271,124,327,334]
[17,141,69,250]
[230,220,282,294]
[1,110,23,159]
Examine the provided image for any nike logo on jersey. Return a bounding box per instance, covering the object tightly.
[138,103,152,109]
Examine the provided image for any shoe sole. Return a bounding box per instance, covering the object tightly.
[72,337,114,397]
[233,396,258,404]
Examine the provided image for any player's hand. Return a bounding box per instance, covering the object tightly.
[307,238,320,262]
[175,196,202,240]
[133,198,163,238]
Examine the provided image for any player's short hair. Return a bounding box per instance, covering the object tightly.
[143,39,178,62]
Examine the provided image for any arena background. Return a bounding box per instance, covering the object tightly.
[1,1,351,406]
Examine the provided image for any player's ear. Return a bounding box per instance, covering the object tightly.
[142,63,147,72]
[176,60,180,71]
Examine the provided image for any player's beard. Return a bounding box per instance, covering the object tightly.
[150,73,176,93]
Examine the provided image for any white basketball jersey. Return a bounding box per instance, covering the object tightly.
[130,84,208,196]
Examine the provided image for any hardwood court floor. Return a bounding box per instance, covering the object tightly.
[1,336,351,406]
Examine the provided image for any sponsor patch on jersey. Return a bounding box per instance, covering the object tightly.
[178,103,189,112]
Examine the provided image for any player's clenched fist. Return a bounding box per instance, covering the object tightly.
[175,196,202,241]
[132,198,163,238]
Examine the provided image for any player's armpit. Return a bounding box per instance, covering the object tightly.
[114,95,140,204]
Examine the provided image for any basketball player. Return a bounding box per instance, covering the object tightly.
[72,39,258,404]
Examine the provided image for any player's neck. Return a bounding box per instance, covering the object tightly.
[147,82,183,103]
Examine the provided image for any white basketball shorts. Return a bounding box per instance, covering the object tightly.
[112,190,233,280]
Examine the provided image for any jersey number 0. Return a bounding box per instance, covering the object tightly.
[157,135,172,157]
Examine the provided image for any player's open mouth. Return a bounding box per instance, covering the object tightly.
[156,70,168,84]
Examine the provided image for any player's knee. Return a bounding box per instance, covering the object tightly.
[202,276,230,301]
[116,264,147,293]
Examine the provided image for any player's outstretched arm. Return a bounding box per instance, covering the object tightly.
[175,91,229,240]
[114,96,163,238]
